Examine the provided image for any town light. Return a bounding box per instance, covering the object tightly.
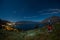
[7,23,12,25]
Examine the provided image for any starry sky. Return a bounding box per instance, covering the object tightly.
[0,0,60,22]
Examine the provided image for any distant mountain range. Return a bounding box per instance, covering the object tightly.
[15,16,60,25]
[0,16,60,26]
[0,16,60,25]
[0,19,11,25]
[41,16,60,24]
[15,21,40,25]
[0,16,60,31]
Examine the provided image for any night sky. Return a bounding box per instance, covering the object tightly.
[0,0,60,22]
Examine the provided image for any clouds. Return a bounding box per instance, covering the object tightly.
[23,9,60,19]
[23,16,37,19]
[38,9,60,15]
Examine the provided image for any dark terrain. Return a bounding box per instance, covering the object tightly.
[0,16,60,40]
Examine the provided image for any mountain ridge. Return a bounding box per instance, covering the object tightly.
[41,16,60,24]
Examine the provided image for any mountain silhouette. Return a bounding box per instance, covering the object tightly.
[15,21,40,25]
[41,16,60,24]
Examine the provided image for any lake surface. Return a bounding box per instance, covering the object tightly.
[15,24,44,31]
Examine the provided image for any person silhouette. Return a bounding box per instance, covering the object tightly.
[47,20,52,33]
[48,25,52,32]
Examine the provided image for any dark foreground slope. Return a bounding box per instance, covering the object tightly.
[0,23,60,40]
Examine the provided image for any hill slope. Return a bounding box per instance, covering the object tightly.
[41,16,60,24]
[0,23,60,40]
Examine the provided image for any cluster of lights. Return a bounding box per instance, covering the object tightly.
[7,22,15,26]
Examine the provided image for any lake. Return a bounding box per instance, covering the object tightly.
[14,24,44,31]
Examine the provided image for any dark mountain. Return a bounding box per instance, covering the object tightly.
[41,16,60,24]
[0,19,10,25]
[15,21,40,25]
[0,19,11,29]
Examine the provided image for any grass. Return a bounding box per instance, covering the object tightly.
[0,23,60,40]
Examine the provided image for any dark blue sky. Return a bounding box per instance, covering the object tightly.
[0,0,60,22]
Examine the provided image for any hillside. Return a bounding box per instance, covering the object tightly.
[0,19,11,25]
[0,23,60,40]
[41,16,60,24]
